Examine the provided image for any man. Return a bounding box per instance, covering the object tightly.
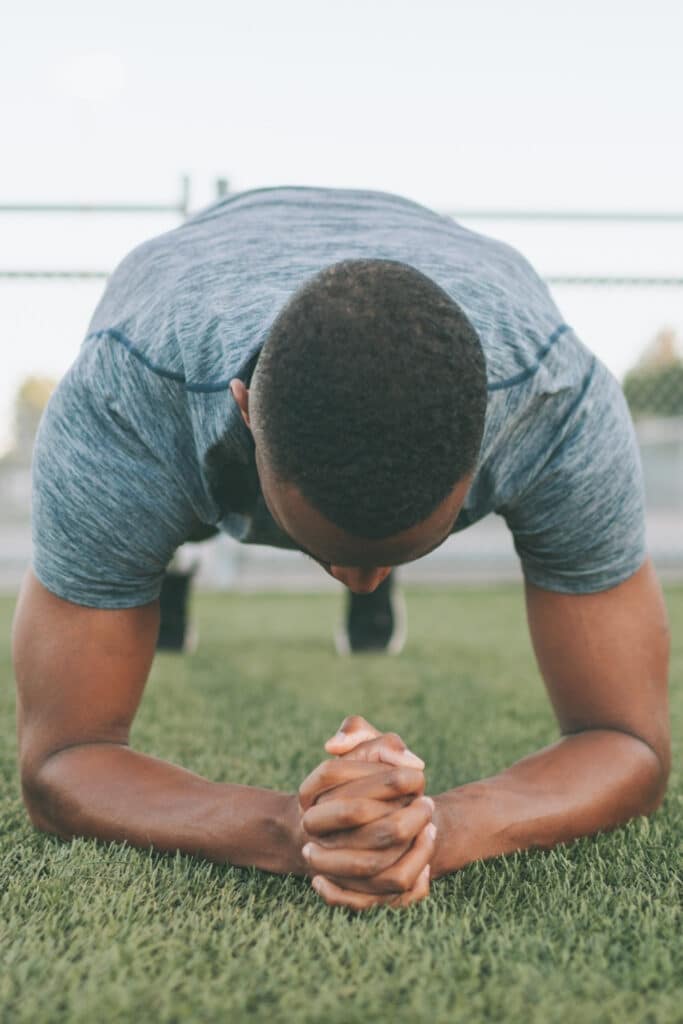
[12,187,670,911]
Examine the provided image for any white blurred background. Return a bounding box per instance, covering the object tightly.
[1,0,682,588]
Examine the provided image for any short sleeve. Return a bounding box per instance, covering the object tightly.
[31,338,206,608]
[502,357,647,594]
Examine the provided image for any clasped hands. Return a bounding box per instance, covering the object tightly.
[296,715,437,910]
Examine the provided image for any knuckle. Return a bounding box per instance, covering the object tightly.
[373,822,398,849]
[384,732,405,750]
[393,869,412,892]
[366,853,387,876]
[298,787,313,811]
[303,809,328,836]
[391,817,412,844]
[301,761,330,795]
[313,760,342,795]
[298,774,314,800]
[301,807,316,830]
[320,759,337,782]
[386,768,408,793]
[387,766,423,794]
[340,799,364,827]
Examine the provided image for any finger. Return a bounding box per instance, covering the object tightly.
[298,759,387,811]
[308,795,434,849]
[313,765,425,809]
[312,794,412,836]
[303,797,403,836]
[311,864,431,911]
[324,714,382,755]
[338,734,425,770]
[325,821,436,894]
[302,837,411,878]
[316,787,413,811]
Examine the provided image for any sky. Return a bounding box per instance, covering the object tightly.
[1,0,682,452]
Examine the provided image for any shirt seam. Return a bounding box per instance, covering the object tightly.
[87,321,572,395]
[487,323,571,392]
[86,329,235,393]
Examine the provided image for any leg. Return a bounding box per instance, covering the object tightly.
[156,558,198,653]
[157,526,219,653]
[335,570,407,655]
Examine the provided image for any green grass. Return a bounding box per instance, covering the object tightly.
[1,584,681,1024]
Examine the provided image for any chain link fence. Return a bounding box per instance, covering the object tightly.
[624,363,683,418]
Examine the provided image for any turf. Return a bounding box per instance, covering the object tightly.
[0,584,681,1024]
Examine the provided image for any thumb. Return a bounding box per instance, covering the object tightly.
[324,714,382,755]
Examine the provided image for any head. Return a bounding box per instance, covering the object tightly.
[229,259,487,593]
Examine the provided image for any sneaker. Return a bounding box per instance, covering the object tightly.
[335,571,407,655]
[156,568,199,654]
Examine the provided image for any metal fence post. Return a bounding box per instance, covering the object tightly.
[215,178,230,200]
[180,175,191,218]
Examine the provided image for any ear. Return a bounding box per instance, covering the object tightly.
[229,378,251,430]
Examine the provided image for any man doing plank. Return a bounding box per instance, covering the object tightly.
[12,187,670,910]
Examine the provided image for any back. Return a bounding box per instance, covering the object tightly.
[31,186,647,608]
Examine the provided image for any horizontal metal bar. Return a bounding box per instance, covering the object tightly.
[0,203,184,214]
[1,200,682,222]
[448,210,683,222]
[546,275,683,286]
[0,270,109,279]
[1,271,682,286]
[0,175,191,218]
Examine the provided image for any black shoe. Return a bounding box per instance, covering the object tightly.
[335,572,407,655]
[156,568,198,653]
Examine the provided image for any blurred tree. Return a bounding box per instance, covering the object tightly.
[10,376,57,462]
[623,328,683,419]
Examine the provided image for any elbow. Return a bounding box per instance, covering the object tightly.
[20,772,58,835]
[19,751,72,839]
[645,751,670,815]
[652,713,672,810]
[638,732,670,817]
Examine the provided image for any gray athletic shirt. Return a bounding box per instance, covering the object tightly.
[31,186,647,608]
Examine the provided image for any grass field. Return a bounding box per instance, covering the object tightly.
[1,584,681,1024]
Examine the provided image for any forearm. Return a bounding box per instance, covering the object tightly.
[431,729,668,878]
[23,743,304,876]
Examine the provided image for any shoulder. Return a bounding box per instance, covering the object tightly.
[31,338,218,608]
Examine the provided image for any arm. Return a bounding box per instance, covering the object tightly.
[430,558,671,877]
[13,569,303,875]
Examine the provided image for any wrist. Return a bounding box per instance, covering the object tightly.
[209,784,308,876]
[278,791,310,876]
[430,782,494,878]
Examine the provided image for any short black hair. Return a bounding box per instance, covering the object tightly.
[251,258,487,539]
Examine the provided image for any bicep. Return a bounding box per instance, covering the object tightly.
[524,558,671,771]
[12,569,159,790]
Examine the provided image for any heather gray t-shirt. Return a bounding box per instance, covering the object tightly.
[31,186,647,608]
